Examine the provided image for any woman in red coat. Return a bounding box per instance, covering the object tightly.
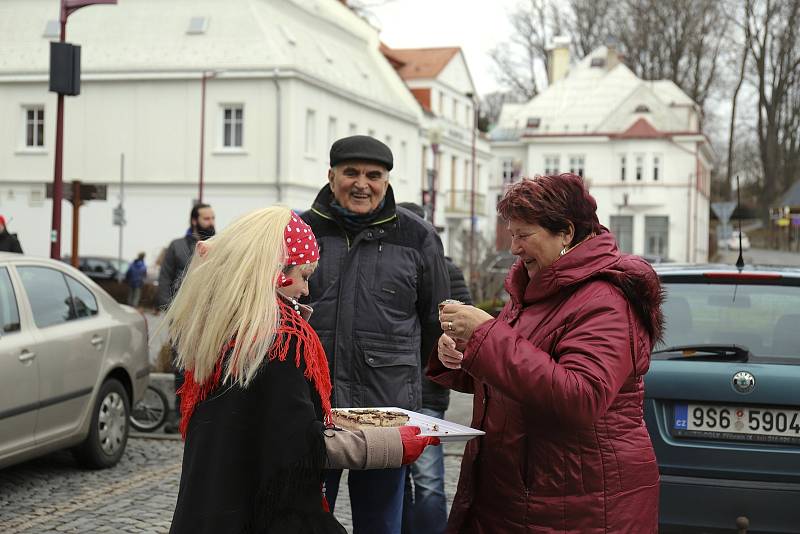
[432,174,663,533]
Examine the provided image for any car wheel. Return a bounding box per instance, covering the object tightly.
[73,378,130,469]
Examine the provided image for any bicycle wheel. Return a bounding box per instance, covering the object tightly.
[130,384,169,432]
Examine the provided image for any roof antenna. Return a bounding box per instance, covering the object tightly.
[735,175,745,270]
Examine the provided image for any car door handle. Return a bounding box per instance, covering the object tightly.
[90,335,104,347]
[18,350,36,363]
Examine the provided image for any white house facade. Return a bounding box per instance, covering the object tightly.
[0,0,424,260]
[382,46,493,270]
[490,44,713,263]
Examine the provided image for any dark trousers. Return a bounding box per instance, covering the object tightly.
[324,466,407,534]
[402,407,448,534]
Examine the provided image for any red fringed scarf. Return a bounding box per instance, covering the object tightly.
[177,298,333,439]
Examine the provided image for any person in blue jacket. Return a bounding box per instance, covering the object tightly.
[125,252,148,308]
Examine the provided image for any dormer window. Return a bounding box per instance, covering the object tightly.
[526,117,541,128]
[635,104,650,113]
[187,17,208,35]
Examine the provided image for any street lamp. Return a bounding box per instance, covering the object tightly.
[428,128,442,226]
[198,70,223,204]
[465,92,479,293]
[49,0,117,260]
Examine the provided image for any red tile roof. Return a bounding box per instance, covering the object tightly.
[410,88,432,112]
[382,47,460,80]
[616,117,663,138]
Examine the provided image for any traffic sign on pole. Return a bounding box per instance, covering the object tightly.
[112,205,126,227]
[712,201,737,241]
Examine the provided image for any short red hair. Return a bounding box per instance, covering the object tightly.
[497,173,602,243]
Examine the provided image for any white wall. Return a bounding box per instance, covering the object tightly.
[488,136,709,262]
[0,72,426,260]
[286,78,421,203]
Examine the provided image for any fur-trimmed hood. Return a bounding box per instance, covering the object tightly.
[505,230,665,344]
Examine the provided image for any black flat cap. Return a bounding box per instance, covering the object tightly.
[330,135,393,171]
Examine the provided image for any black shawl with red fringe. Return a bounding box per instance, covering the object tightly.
[169,299,344,534]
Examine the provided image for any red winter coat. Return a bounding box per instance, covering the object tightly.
[429,232,663,533]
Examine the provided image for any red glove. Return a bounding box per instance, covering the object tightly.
[399,425,441,465]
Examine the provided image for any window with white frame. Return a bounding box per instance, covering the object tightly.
[385,135,392,152]
[619,155,627,181]
[645,216,669,258]
[653,154,661,181]
[610,215,634,253]
[635,154,644,181]
[349,122,357,135]
[24,106,45,148]
[502,158,514,184]
[327,116,338,146]
[453,100,458,122]
[305,109,316,154]
[569,155,585,178]
[222,105,243,148]
[544,155,560,175]
[439,93,445,117]
[465,104,472,126]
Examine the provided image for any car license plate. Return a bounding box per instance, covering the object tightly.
[673,403,800,445]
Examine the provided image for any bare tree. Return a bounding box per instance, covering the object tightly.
[611,0,728,111]
[726,1,752,199]
[745,0,800,212]
[480,91,522,129]
[488,0,564,99]
[345,0,397,24]
[566,0,618,58]
[490,0,726,112]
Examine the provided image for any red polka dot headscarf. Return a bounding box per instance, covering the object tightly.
[278,212,319,287]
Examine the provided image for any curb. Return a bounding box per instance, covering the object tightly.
[130,432,182,441]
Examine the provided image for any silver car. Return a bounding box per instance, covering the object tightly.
[0,253,149,469]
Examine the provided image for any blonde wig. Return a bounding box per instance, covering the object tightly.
[163,206,304,387]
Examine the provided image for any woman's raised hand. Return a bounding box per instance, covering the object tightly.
[439,303,493,342]
[438,333,464,370]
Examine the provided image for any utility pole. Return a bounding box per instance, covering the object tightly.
[466,92,478,295]
[198,72,208,203]
[198,70,223,203]
[117,153,125,281]
[70,180,81,267]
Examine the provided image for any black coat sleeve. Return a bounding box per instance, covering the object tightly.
[157,241,179,308]
[417,230,450,369]
[446,257,473,305]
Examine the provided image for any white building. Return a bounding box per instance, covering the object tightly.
[491,42,713,263]
[382,46,493,269]
[0,0,424,260]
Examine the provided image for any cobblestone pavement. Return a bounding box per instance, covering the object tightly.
[0,437,181,533]
[0,392,474,533]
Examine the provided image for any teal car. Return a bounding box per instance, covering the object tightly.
[645,265,800,534]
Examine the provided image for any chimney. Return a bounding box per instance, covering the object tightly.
[606,37,621,71]
[547,36,571,84]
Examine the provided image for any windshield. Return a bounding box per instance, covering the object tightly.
[658,282,800,362]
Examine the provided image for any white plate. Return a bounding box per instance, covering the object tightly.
[334,407,485,442]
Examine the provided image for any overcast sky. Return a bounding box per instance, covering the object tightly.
[365,0,520,96]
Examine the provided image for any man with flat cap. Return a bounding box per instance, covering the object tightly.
[301,135,449,534]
